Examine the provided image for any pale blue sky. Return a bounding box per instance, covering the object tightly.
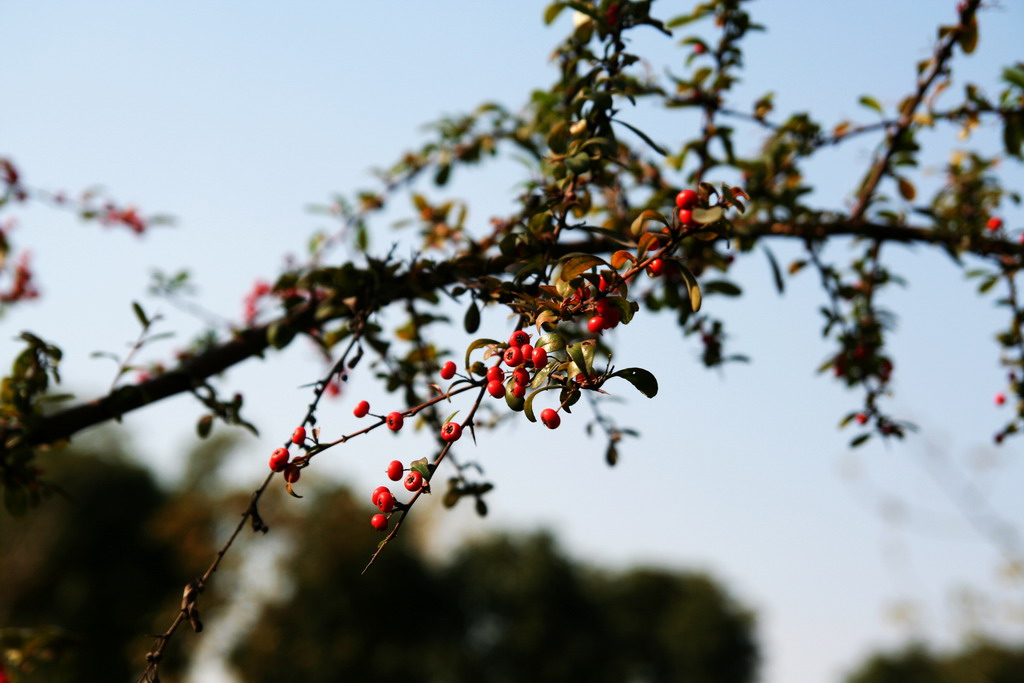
[2,2,1023,681]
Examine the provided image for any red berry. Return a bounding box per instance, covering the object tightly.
[513,383,526,399]
[386,412,404,431]
[588,316,607,334]
[595,298,614,316]
[291,426,306,445]
[678,208,693,226]
[353,400,370,418]
[855,413,868,425]
[519,344,534,365]
[693,43,706,54]
[374,489,395,513]
[508,330,530,347]
[441,421,463,442]
[598,275,610,292]
[675,189,697,209]
[371,485,390,505]
[269,447,290,472]
[995,392,1007,406]
[532,347,548,368]
[513,367,530,385]
[540,408,561,430]
[503,346,524,367]
[283,465,301,483]
[404,471,424,492]
[487,379,506,398]
[647,259,665,277]
[486,365,505,383]
[370,513,388,531]
[440,361,457,380]
[987,216,1003,232]
[387,460,404,481]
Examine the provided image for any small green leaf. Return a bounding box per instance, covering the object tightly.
[505,384,525,412]
[546,121,569,154]
[560,255,608,282]
[610,367,659,398]
[464,301,481,334]
[534,332,566,351]
[611,118,668,156]
[763,246,784,294]
[703,280,742,296]
[543,2,568,25]
[565,151,591,174]
[630,209,669,238]
[897,176,916,201]
[691,206,724,225]
[849,433,872,448]
[524,385,562,422]
[678,265,702,312]
[959,16,978,54]
[859,95,883,115]
[434,164,451,186]
[565,342,588,376]
[197,414,214,438]
[409,458,430,478]
[132,301,149,328]
[267,321,296,349]
[464,338,501,371]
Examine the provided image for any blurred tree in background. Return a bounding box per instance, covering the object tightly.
[1,439,758,682]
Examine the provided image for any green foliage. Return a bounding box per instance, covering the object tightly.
[846,641,1024,683]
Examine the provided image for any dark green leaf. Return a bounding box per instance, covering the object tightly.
[132,301,149,328]
[704,280,741,296]
[197,414,214,439]
[524,385,561,423]
[611,118,668,156]
[610,367,659,398]
[763,246,784,294]
[849,433,872,448]
[464,301,480,334]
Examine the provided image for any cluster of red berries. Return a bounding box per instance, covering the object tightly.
[101,205,147,234]
[369,459,426,531]
[267,425,311,483]
[481,330,550,400]
[675,188,698,228]
[242,279,272,326]
[0,251,39,304]
[588,296,622,334]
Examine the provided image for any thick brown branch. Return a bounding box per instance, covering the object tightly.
[745,219,1022,259]
[25,251,548,447]
[25,211,1021,449]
